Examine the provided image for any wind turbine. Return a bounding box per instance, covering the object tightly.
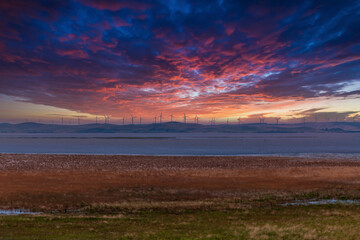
[130,114,136,125]
[74,116,81,125]
[259,117,265,124]
[275,117,281,125]
[104,115,110,124]
[159,113,163,124]
[183,113,187,124]
[210,118,216,126]
[237,117,241,125]
[169,113,173,122]
[74,115,87,125]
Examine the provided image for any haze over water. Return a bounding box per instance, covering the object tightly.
[1,133,359,157]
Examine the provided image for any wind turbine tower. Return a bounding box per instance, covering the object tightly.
[103,115,110,124]
[183,114,187,124]
[195,115,199,125]
[259,117,265,124]
[210,118,216,126]
[130,114,136,125]
[275,117,281,125]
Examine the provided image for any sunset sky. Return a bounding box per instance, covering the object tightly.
[0,0,359,124]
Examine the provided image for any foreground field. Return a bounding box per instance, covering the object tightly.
[1,154,360,239]
[2,204,360,240]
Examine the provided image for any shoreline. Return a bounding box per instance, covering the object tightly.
[1,152,360,159]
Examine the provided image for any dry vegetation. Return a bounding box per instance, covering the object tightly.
[1,153,360,211]
[1,154,360,239]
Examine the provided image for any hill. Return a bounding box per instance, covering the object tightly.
[0,121,359,133]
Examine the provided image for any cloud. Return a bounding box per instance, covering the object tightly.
[293,108,359,121]
[0,0,359,119]
[82,0,152,11]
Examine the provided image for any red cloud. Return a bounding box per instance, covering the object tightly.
[82,0,151,11]
[56,49,88,59]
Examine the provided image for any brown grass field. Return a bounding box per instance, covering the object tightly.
[1,154,360,211]
[2,154,360,239]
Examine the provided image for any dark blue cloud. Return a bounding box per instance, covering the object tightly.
[0,0,359,115]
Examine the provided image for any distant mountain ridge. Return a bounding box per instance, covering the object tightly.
[0,121,359,133]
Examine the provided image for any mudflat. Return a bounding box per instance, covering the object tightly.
[1,154,360,211]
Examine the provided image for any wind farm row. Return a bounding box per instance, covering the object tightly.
[8,113,360,126]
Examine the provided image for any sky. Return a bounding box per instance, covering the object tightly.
[0,0,360,124]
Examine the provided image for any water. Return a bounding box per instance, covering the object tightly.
[0,133,359,156]
[281,199,360,206]
[0,209,42,215]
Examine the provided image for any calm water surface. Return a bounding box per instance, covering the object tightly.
[0,133,359,157]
